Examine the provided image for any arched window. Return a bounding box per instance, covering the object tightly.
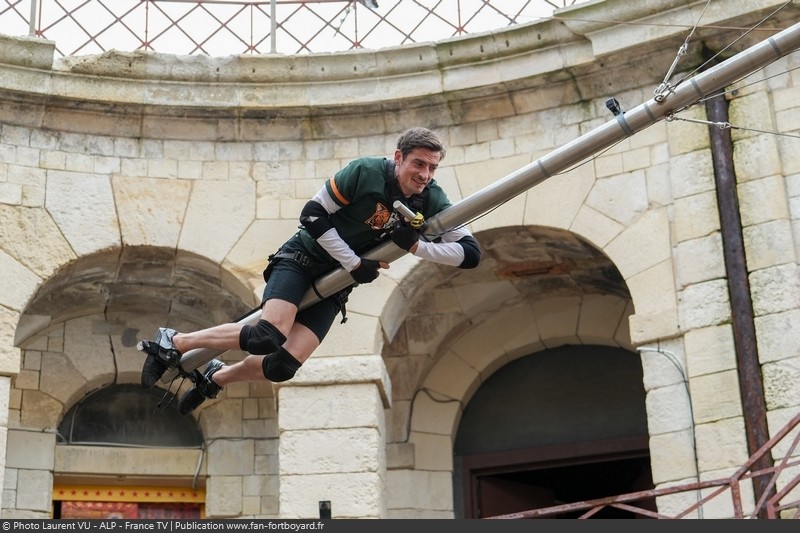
[58,385,203,448]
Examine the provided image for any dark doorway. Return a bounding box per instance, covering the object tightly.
[453,345,655,518]
[467,444,654,518]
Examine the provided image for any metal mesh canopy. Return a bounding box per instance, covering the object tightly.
[0,0,588,57]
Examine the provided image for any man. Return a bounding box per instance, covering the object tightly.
[139,127,481,415]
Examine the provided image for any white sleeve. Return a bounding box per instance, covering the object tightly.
[317,227,360,271]
[410,225,472,267]
[307,186,361,271]
[312,186,340,213]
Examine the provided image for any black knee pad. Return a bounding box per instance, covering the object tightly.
[239,319,286,354]
[262,347,302,382]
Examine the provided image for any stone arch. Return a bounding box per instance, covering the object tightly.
[412,296,637,515]
[382,223,637,516]
[9,245,265,510]
[382,223,633,365]
[456,140,678,345]
[12,245,257,426]
[413,291,634,439]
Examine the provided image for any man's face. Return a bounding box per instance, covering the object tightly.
[394,147,441,197]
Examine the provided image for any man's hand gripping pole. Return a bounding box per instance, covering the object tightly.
[392,201,425,229]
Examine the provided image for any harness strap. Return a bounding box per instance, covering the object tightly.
[270,251,313,269]
[268,250,349,323]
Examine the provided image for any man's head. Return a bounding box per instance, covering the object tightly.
[394,127,446,197]
[395,127,446,161]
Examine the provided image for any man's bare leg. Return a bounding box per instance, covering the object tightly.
[211,322,321,386]
[140,298,301,389]
[171,322,244,354]
[172,298,299,353]
[176,321,320,415]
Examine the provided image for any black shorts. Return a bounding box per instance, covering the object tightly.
[262,234,352,343]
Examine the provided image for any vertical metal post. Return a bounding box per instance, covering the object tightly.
[319,500,331,519]
[28,0,37,36]
[703,51,775,518]
[270,0,277,53]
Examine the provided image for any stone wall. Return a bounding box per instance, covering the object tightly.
[0,0,798,519]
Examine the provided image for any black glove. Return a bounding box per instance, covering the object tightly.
[351,258,381,284]
[391,221,419,251]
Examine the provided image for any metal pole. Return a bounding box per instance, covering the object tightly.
[270,0,277,53]
[28,0,37,36]
[172,20,800,377]
[703,51,775,517]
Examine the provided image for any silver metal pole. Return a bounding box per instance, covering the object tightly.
[28,0,37,36]
[170,20,800,378]
[270,0,277,54]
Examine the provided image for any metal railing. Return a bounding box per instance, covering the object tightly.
[488,410,800,519]
[0,0,587,57]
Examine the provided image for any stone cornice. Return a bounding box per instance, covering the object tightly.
[0,0,791,131]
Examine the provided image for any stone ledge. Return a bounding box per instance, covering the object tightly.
[55,444,206,478]
[282,354,391,408]
[0,33,55,70]
[561,0,794,57]
[0,3,700,112]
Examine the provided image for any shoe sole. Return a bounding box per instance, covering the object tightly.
[178,387,207,416]
[177,361,224,415]
[140,344,168,389]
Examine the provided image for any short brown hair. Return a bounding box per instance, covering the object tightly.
[396,127,446,161]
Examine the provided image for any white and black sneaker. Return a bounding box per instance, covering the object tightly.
[138,327,182,389]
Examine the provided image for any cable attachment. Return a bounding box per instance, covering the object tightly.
[655,42,688,102]
[668,114,732,130]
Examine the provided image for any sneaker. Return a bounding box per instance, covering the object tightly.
[177,359,224,416]
[138,327,182,389]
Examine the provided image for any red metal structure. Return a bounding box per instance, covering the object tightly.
[487,411,800,519]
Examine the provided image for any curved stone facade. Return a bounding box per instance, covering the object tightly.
[0,0,799,519]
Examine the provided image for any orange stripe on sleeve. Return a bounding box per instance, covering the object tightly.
[328,178,350,206]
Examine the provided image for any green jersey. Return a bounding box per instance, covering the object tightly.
[299,156,451,262]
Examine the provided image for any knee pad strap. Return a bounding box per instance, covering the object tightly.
[262,347,302,382]
[239,319,286,354]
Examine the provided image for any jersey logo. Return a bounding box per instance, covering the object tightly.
[365,202,393,230]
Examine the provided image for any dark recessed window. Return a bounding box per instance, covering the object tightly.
[58,385,203,448]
